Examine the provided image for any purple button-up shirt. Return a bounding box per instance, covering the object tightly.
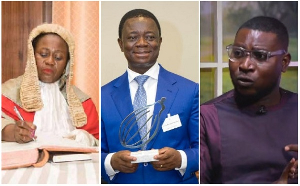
[200,89,298,183]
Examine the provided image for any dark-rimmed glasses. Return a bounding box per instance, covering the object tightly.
[226,44,286,63]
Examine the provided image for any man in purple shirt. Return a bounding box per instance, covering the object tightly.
[200,16,298,183]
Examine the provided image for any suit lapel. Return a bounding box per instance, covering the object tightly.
[111,72,141,147]
[147,66,179,149]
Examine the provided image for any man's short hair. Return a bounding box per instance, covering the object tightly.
[118,9,161,38]
[237,16,289,50]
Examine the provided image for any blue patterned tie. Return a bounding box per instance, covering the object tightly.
[133,75,149,150]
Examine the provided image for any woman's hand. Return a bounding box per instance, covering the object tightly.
[2,121,36,143]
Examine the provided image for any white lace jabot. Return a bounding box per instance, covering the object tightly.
[33,81,75,137]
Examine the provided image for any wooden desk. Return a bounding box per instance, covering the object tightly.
[2,153,99,184]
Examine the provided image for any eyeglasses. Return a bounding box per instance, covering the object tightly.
[226,44,286,63]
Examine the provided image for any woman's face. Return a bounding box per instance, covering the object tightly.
[34,34,68,83]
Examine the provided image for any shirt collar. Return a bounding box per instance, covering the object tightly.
[127,62,160,83]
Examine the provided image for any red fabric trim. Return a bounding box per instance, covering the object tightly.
[2,95,35,122]
[77,99,99,139]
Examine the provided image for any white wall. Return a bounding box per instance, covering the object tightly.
[101,1,199,85]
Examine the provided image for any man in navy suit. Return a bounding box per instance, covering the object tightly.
[101,9,199,184]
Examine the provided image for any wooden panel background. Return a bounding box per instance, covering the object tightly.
[2,1,52,83]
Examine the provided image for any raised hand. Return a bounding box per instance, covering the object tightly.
[274,144,298,184]
[285,144,298,179]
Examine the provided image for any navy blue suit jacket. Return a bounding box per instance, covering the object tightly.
[101,65,199,183]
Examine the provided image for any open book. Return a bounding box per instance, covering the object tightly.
[2,132,98,170]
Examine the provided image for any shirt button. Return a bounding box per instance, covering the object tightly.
[144,162,148,166]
